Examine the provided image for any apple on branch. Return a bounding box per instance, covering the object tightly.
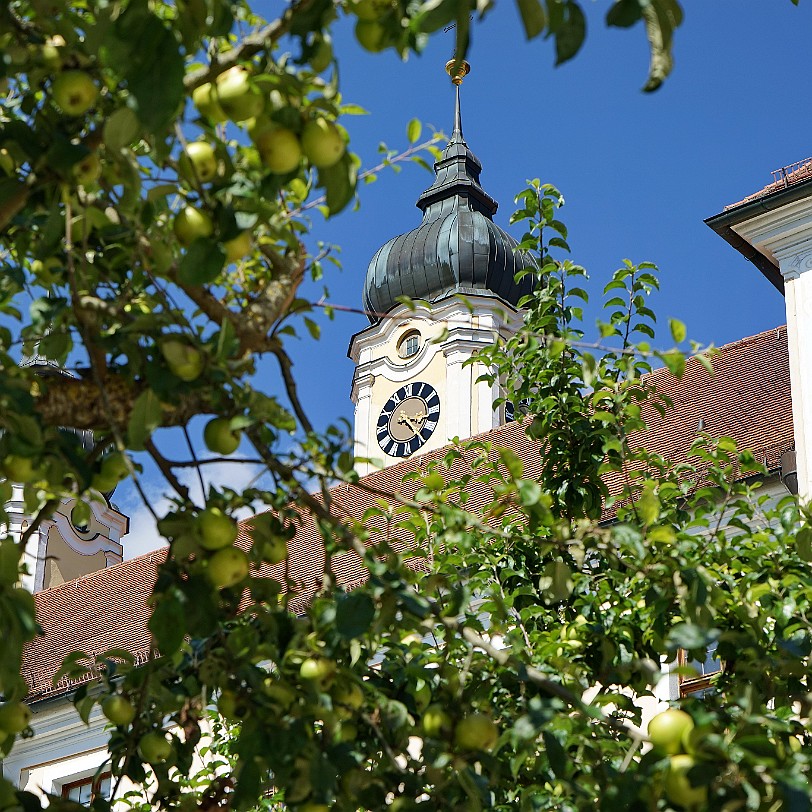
[215,66,264,123]
[173,205,214,247]
[255,125,302,175]
[160,338,205,382]
[301,116,345,169]
[192,82,227,123]
[204,417,242,455]
[207,546,250,588]
[198,507,238,550]
[223,232,253,264]
[51,70,98,116]
[179,141,218,184]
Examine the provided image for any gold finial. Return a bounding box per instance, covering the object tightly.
[445,59,470,86]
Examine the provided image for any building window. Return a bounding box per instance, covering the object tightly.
[679,642,722,697]
[397,331,421,359]
[61,773,111,805]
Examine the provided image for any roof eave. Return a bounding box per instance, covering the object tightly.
[705,175,812,294]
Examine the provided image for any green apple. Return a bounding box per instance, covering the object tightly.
[0,701,32,734]
[0,149,15,175]
[223,231,253,264]
[198,507,238,550]
[255,126,302,174]
[215,67,264,122]
[40,36,65,70]
[217,688,248,721]
[92,451,130,493]
[309,35,333,73]
[160,338,205,382]
[72,152,101,187]
[204,417,242,455]
[137,731,173,764]
[664,754,708,808]
[102,695,136,726]
[192,82,227,123]
[333,681,364,712]
[264,679,295,710]
[207,546,250,588]
[246,113,274,143]
[454,713,499,751]
[51,70,98,116]
[349,0,389,20]
[355,19,387,53]
[421,704,451,738]
[173,205,214,246]
[648,708,694,755]
[179,141,218,184]
[301,117,345,169]
[300,657,336,688]
[30,257,62,285]
[1,454,38,484]
[262,536,288,565]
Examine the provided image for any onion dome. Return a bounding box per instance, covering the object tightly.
[362,62,535,324]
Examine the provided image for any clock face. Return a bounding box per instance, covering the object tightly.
[377,381,441,458]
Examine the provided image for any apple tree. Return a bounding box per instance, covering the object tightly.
[0,1,811,812]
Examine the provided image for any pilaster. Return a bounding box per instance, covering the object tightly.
[778,243,812,498]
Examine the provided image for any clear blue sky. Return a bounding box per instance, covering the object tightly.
[283,2,805,430]
[123,2,812,555]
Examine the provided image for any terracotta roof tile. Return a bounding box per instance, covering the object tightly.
[22,326,793,702]
[726,157,812,209]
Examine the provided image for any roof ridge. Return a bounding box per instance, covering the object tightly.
[33,548,165,598]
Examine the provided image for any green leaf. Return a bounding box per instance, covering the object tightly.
[498,447,524,480]
[516,0,546,38]
[318,152,358,216]
[517,479,541,507]
[177,239,226,286]
[303,317,320,340]
[661,349,686,378]
[127,389,163,451]
[606,0,642,28]
[539,561,573,604]
[0,539,21,587]
[407,118,422,144]
[665,622,718,653]
[149,592,185,655]
[797,526,812,562]
[104,6,185,134]
[552,1,587,65]
[103,106,141,151]
[336,592,375,639]
[669,317,686,344]
[636,484,660,525]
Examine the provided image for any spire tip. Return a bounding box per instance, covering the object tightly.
[445,59,470,86]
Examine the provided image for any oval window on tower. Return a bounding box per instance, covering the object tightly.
[397,330,421,359]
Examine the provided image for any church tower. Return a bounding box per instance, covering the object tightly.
[349,63,536,473]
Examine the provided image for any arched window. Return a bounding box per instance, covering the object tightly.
[397,330,421,359]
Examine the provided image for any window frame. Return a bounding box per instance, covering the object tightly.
[60,772,111,805]
[397,330,421,360]
[677,646,722,697]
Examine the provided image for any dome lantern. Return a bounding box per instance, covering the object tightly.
[362,61,535,323]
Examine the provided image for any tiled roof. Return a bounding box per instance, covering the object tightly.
[22,326,794,702]
[726,157,812,209]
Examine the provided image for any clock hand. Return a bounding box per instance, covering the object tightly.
[397,410,419,434]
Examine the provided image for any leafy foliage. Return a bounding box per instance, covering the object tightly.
[0,2,810,812]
